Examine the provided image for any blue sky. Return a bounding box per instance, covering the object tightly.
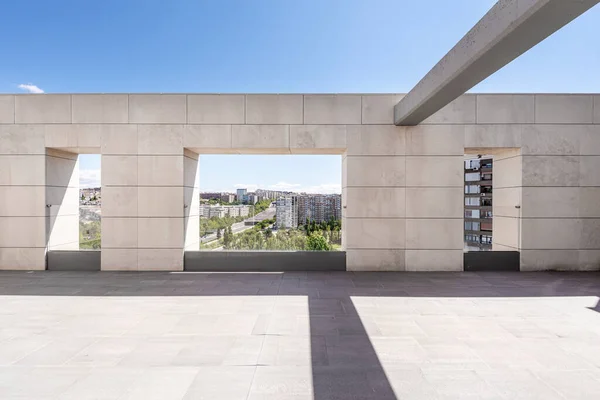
[2,0,599,191]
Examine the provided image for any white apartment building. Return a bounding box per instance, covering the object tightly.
[200,205,250,219]
[275,196,298,229]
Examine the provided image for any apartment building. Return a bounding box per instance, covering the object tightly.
[275,196,298,229]
[200,205,250,219]
[297,194,342,224]
[464,157,493,251]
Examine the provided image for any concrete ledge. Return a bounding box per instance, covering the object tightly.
[184,251,346,272]
[47,250,101,271]
[464,251,520,272]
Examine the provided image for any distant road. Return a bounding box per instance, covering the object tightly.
[200,204,275,243]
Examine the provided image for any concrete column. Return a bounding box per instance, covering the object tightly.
[492,149,522,253]
[101,124,186,271]
[0,119,47,270]
[46,149,79,251]
[344,125,407,271]
[184,150,200,251]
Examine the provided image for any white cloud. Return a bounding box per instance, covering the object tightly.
[300,183,342,194]
[268,181,301,191]
[80,169,101,188]
[18,83,44,94]
[234,183,259,192]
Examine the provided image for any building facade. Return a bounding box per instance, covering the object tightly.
[297,194,342,225]
[464,157,493,251]
[275,196,298,229]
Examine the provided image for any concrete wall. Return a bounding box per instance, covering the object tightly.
[0,93,599,271]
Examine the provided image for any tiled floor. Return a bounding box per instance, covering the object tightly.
[0,271,599,399]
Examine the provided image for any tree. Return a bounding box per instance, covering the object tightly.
[216,228,222,240]
[306,232,331,251]
[81,194,85,201]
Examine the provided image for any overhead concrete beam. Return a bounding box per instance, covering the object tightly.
[394,0,600,126]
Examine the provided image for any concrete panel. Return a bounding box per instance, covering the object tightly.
[522,156,579,187]
[184,214,200,251]
[46,186,79,217]
[580,187,600,217]
[520,249,580,271]
[231,125,289,153]
[46,152,78,188]
[405,250,463,272]
[138,156,183,186]
[102,155,138,186]
[0,186,45,216]
[361,95,404,124]
[183,156,198,190]
[535,95,594,124]
[15,95,71,124]
[405,219,463,250]
[184,251,346,272]
[137,218,184,248]
[138,187,183,217]
[72,94,128,123]
[493,216,520,250]
[579,125,600,155]
[0,155,45,186]
[476,94,534,124]
[346,249,405,271]
[422,95,476,124]
[101,186,137,217]
[405,187,463,218]
[521,218,581,250]
[0,217,46,247]
[580,156,600,187]
[0,95,14,123]
[128,94,186,124]
[341,155,347,188]
[100,125,138,155]
[405,125,464,155]
[494,156,522,188]
[138,125,183,155]
[521,187,579,218]
[580,219,600,250]
[405,156,463,187]
[47,250,100,271]
[138,249,183,271]
[187,94,244,124]
[394,1,599,125]
[47,214,79,250]
[183,125,232,152]
[0,248,46,270]
[493,187,521,218]
[579,250,600,271]
[344,218,405,249]
[44,124,80,149]
[346,125,405,156]
[101,218,138,248]
[289,125,346,154]
[0,125,45,155]
[345,156,405,187]
[345,187,405,218]
[521,125,580,156]
[464,251,520,272]
[101,248,138,271]
[464,125,522,149]
[246,95,303,124]
[303,95,361,124]
[594,95,600,124]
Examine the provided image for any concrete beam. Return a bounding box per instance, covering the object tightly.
[394,0,600,126]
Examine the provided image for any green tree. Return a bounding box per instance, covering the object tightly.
[216,228,222,240]
[306,232,331,251]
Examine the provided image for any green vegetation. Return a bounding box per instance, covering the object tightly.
[80,221,101,249]
[221,218,341,251]
[199,199,273,237]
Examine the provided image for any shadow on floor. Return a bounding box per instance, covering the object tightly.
[0,271,599,399]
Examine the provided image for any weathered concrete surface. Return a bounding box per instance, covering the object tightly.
[394,0,600,125]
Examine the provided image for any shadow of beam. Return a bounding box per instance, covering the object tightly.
[308,296,397,400]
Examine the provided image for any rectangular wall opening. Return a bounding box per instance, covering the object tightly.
[196,154,343,254]
[463,149,521,271]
